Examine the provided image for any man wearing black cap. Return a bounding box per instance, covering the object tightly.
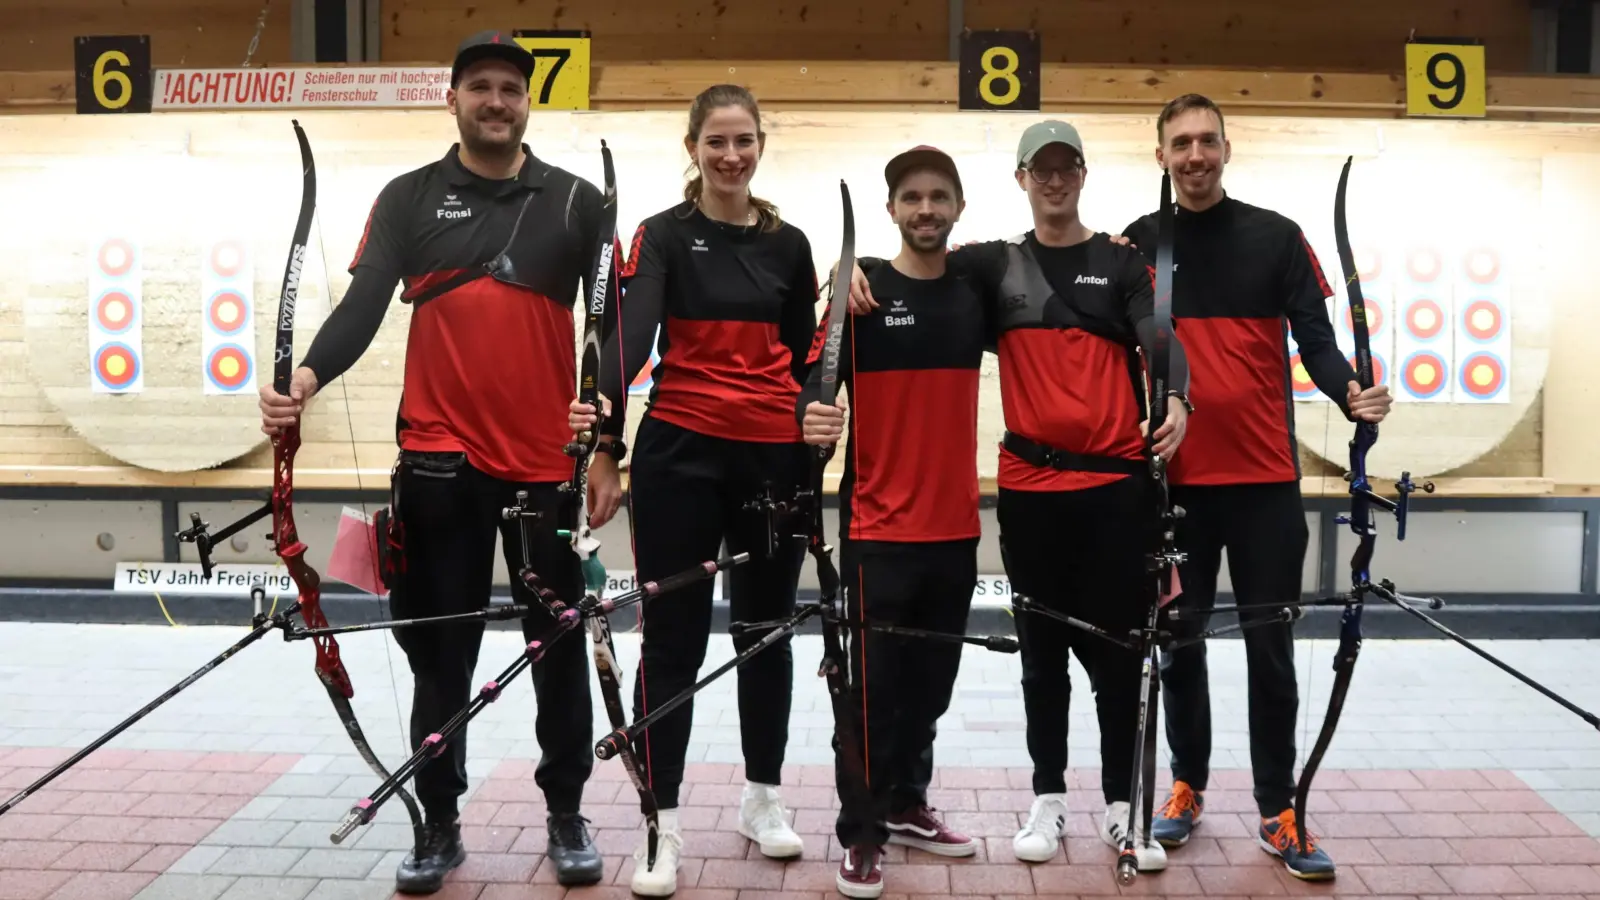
[800,145,986,898]
[838,120,1191,875]
[258,29,607,895]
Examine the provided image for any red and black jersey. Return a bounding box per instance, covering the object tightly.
[947,232,1181,494]
[801,262,986,543]
[1122,194,1355,487]
[599,201,818,444]
[326,144,603,483]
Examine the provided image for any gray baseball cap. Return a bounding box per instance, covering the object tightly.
[1016,120,1085,168]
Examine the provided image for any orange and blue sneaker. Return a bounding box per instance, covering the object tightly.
[1258,809,1335,880]
[1150,780,1203,847]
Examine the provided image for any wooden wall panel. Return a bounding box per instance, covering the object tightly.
[0,0,1537,74]
[381,0,950,63]
[967,0,1532,72]
[0,0,291,71]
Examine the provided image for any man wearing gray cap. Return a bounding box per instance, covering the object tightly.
[840,119,1192,875]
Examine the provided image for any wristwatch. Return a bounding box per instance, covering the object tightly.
[595,438,628,462]
[1166,391,1195,414]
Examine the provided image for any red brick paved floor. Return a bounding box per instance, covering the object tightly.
[2,749,1600,898]
[0,746,298,899]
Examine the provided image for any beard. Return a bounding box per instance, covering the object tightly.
[898,217,953,251]
[457,106,526,158]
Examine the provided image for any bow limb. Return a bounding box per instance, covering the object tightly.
[563,141,662,868]
[808,182,871,824]
[1291,156,1414,858]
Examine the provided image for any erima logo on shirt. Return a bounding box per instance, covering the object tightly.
[692,238,708,252]
[436,193,469,219]
[1075,274,1109,286]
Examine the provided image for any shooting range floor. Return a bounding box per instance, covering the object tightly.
[0,622,1597,899]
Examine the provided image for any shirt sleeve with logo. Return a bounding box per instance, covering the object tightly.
[1122,195,1356,487]
[799,263,986,543]
[598,201,819,444]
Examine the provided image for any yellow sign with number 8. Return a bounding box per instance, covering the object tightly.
[980,46,1022,106]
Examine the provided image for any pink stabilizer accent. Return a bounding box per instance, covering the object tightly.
[423,733,446,757]
[703,561,716,573]
[479,680,501,699]
[356,798,373,811]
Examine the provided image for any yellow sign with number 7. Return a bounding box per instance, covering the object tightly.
[513,30,592,111]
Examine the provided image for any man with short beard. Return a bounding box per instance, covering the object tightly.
[800,146,986,899]
[840,122,1192,875]
[1118,93,1392,883]
[257,30,609,895]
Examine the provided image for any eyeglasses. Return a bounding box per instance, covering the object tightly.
[1025,164,1083,185]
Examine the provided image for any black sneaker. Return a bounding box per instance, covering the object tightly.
[547,812,604,885]
[395,820,467,895]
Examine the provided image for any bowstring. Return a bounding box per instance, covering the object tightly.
[304,138,412,759]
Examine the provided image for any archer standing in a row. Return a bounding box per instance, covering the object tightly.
[1118,93,1393,882]
[258,32,609,895]
[843,120,1191,874]
[801,145,988,899]
[569,83,818,897]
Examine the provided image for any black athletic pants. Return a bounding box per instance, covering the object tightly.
[998,477,1152,804]
[1159,481,1305,817]
[626,416,809,810]
[388,450,593,822]
[833,537,977,848]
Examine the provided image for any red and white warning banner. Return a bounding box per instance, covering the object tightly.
[153,66,452,110]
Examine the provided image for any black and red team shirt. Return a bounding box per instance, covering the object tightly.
[598,201,818,444]
[1122,194,1356,487]
[301,143,604,483]
[800,262,986,543]
[935,232,1188,494]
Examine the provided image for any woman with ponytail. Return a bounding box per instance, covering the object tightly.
[568,83,819,896]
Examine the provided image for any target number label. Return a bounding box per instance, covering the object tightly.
[512,30,591,110]
[1405,37,1485,118]
[959,30,1040,111]
[74,35,153,114]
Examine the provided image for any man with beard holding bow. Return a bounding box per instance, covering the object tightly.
[801,146,987,898]
[263,30,608,895]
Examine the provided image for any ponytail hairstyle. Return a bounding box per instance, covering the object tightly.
[682,83,783,233]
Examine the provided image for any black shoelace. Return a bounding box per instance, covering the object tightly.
[549,813,593,848]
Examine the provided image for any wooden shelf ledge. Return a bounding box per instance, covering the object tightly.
[6,61,1600,120]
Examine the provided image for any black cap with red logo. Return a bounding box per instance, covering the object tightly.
[451,30,535,88]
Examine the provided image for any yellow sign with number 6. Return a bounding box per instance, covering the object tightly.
[1405,38,1486,118]
[73,35,152,115]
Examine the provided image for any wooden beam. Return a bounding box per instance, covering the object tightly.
[0,465,1583,498]
[7,61,1600,120]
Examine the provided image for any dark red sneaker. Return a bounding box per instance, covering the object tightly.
[885,805,977,857]
[836,844,883,898]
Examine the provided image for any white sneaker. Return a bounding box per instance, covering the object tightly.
[1012,793,1068,862]
[737,781,804,858]
[631,812,684,897]
[1101,801,1168,872]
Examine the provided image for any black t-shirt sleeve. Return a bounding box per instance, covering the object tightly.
[797,292,855,425]
[571,177,606,320]
[298,267,398,388]
[598,220,669,436]
[1279,224,1356,418]
[346,179,411,278]
[946,241,1008,351]
[1121,215,1157,264]
[782,230,821,387]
